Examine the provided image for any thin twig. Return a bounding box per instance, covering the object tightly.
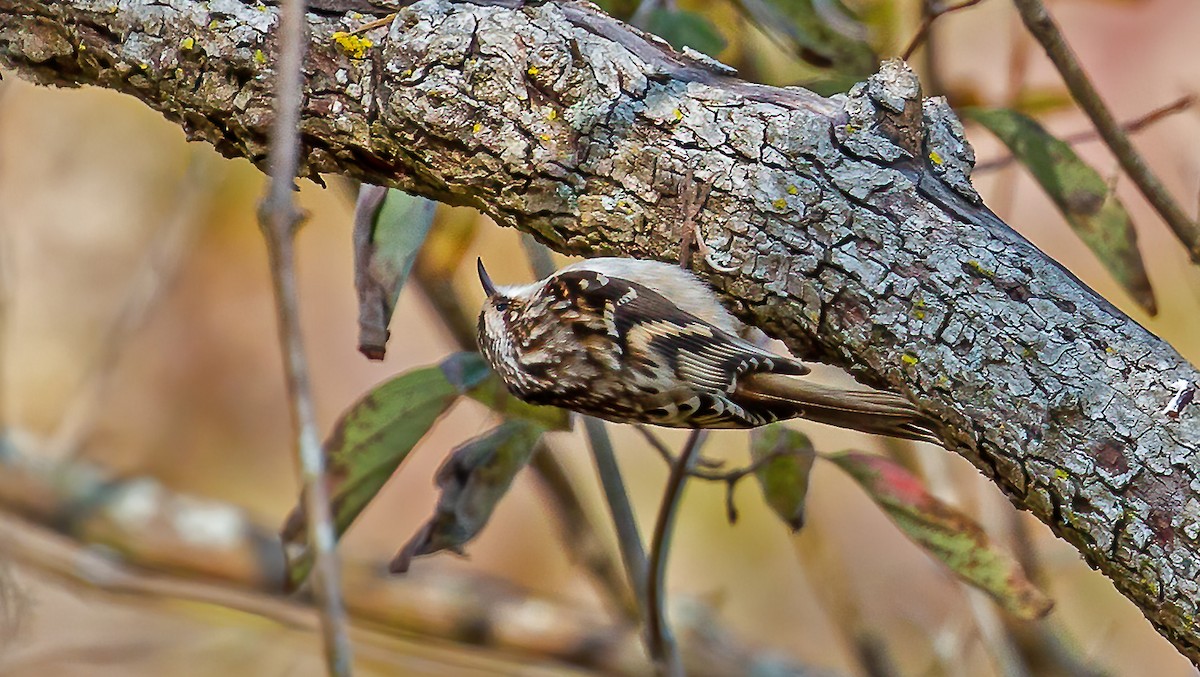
[635,424,799,524]
[257,1,353,674]
[520,231,558,278]
[646,429,706,677]
[0,438,825,676]
[900,0,985,62]
[46,154,213,460]
[526,438,640,620]
[637,424,789,482]
[974,95,1195,173]
[1012,0,1200,261]
[347,13,395,36]
[581,417,650,616]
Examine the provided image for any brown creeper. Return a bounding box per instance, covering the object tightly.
[476,257,939,442]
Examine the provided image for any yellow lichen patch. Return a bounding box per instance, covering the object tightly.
[901,353,919,366]
[771,198,787,210]
[673,108,683,121]
[928,150,944,165]
[180,37,195,51]
[844,124,857,134]
[1054,468,1069,480]
[332,31,373,59]
[786,185,798,195]
[254,49,267,64]
[209,19,220,29]
[540,134,551,141]
[546,108,558,121]
[966,260,995,279]
[472,123,482,134]
[527,65,539,75]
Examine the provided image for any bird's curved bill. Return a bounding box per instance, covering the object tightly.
[477,258,498,296]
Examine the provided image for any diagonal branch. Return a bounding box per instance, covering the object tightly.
[1011,0,1200,261]
[3,0,1200,663]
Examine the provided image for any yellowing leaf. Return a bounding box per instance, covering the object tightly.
[829,451,1053,619]
[750,424,816,531]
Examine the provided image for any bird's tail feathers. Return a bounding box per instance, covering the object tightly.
[737,373,941,444]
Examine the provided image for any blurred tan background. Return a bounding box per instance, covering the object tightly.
[1,0,1200,674]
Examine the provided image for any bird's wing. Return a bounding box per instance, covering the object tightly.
[549,269,809,395]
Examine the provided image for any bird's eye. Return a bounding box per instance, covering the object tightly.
[495,299,510,312]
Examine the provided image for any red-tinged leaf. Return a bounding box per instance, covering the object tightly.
[281,352,489,589]
[964,107,1157,315]
[390,420,543,573]
[829,451,1053,620]
[354,185,437,359]
[750,424,816,531]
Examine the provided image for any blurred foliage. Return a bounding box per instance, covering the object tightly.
[352,186,437,359]
[391,420,546,573]
[281,353,491,588]
[750,423,816,531]
[644,8,727,56]
[829,451,1054,620]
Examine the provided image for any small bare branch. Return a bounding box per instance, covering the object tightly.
[257,1,353,674]
[1013,0,1200,261]
[646,429,706,677]
[901,0,986,61]
[46,154,214,460]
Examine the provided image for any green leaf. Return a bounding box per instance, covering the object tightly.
[467,375,571,432]
[735,0,876,78]
[829,451,1053,620]
[281,352,489,589]
[354,186,438,359]
[964,107,1157,315]
[645,8,726,57]
[750,424,816,531]
[390,420,544,573]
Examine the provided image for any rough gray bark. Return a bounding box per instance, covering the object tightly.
[3,0,1199,662]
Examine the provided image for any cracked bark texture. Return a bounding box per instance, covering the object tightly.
[3,0,1200,662]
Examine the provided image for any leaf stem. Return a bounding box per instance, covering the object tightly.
[646,429,706,676]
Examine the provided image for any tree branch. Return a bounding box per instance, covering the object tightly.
[1011,0,1200,262]
[3,0,1200,662]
